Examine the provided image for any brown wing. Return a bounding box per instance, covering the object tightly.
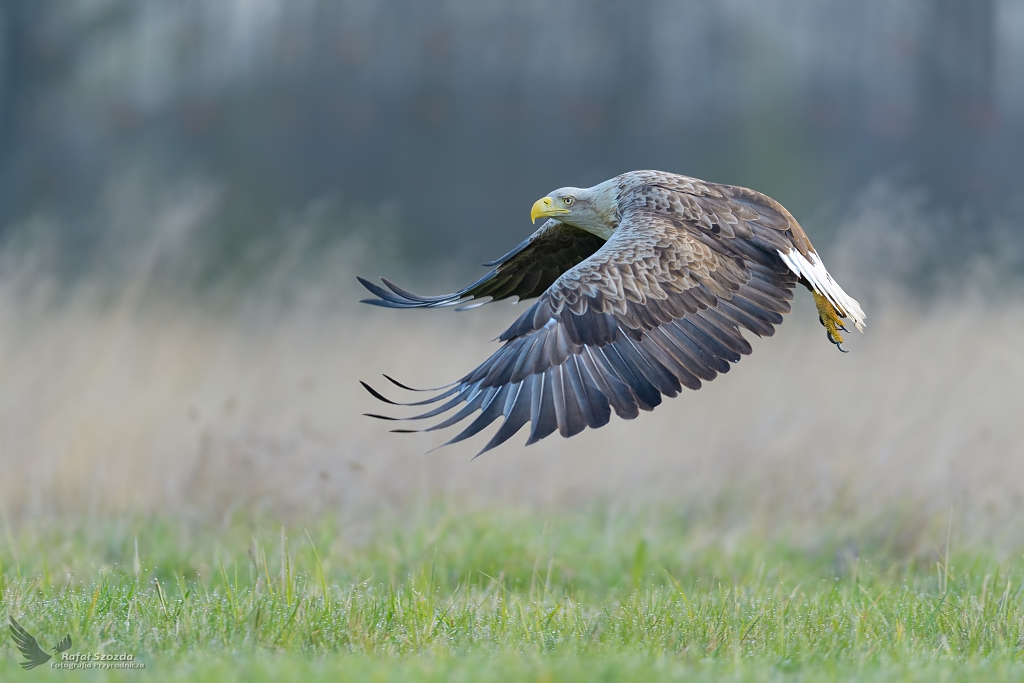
[626,170,815,256]
[358,220,606,309]
[363,182,799,454]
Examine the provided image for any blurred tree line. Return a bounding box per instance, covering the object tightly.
[0,0,1016,277]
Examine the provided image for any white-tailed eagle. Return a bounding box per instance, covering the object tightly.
[359,170,865,455]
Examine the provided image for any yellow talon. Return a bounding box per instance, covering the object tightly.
[813,291,848,352]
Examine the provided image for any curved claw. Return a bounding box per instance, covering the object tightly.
[814,291,851,353]
[825,330,849,352]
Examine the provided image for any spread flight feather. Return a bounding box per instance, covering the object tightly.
[359,170,864,455]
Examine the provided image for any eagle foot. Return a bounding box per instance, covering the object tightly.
[813,291,848,353]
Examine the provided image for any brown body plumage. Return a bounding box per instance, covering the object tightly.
[359,170,864,454]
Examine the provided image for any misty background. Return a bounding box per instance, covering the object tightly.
[0,0,1021,545]
[2,0,1022,276]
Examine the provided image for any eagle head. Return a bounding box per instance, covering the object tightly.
[530,180,619,239]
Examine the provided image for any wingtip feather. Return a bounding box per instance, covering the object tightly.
[360,381,399,405]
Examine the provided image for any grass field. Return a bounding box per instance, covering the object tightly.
[2,187,1024,679]
[3,507,1024,681]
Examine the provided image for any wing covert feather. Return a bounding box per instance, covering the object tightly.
[362,174,808,454]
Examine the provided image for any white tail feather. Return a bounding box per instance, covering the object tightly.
[778,249,865,331]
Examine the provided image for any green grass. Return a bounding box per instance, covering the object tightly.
[1,506,1024,681]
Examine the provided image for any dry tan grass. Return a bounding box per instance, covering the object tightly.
[0,274,1021,546]
[0,179,1021,550]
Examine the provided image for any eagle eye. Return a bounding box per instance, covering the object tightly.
[562,197,575,206]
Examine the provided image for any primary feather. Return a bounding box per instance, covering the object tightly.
[359,170,864,455]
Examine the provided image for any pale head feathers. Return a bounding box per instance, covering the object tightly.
[544,178,620,240]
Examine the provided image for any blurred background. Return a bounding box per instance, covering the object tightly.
[0,0,1021,549]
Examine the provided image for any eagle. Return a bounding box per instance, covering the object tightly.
[8,616,72,670]
[358,170,864,455]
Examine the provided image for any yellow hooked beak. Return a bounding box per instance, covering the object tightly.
[530,196,570,224]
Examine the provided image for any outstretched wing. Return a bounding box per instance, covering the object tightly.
[8,617,52,670]
[363,181,802,454]
[358,220,606,309]
[54,634,72,653]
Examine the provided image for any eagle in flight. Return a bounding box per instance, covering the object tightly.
[359,171,865,455]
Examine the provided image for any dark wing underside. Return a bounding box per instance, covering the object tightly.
[362,181,802,455]
[358,220,606,309]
